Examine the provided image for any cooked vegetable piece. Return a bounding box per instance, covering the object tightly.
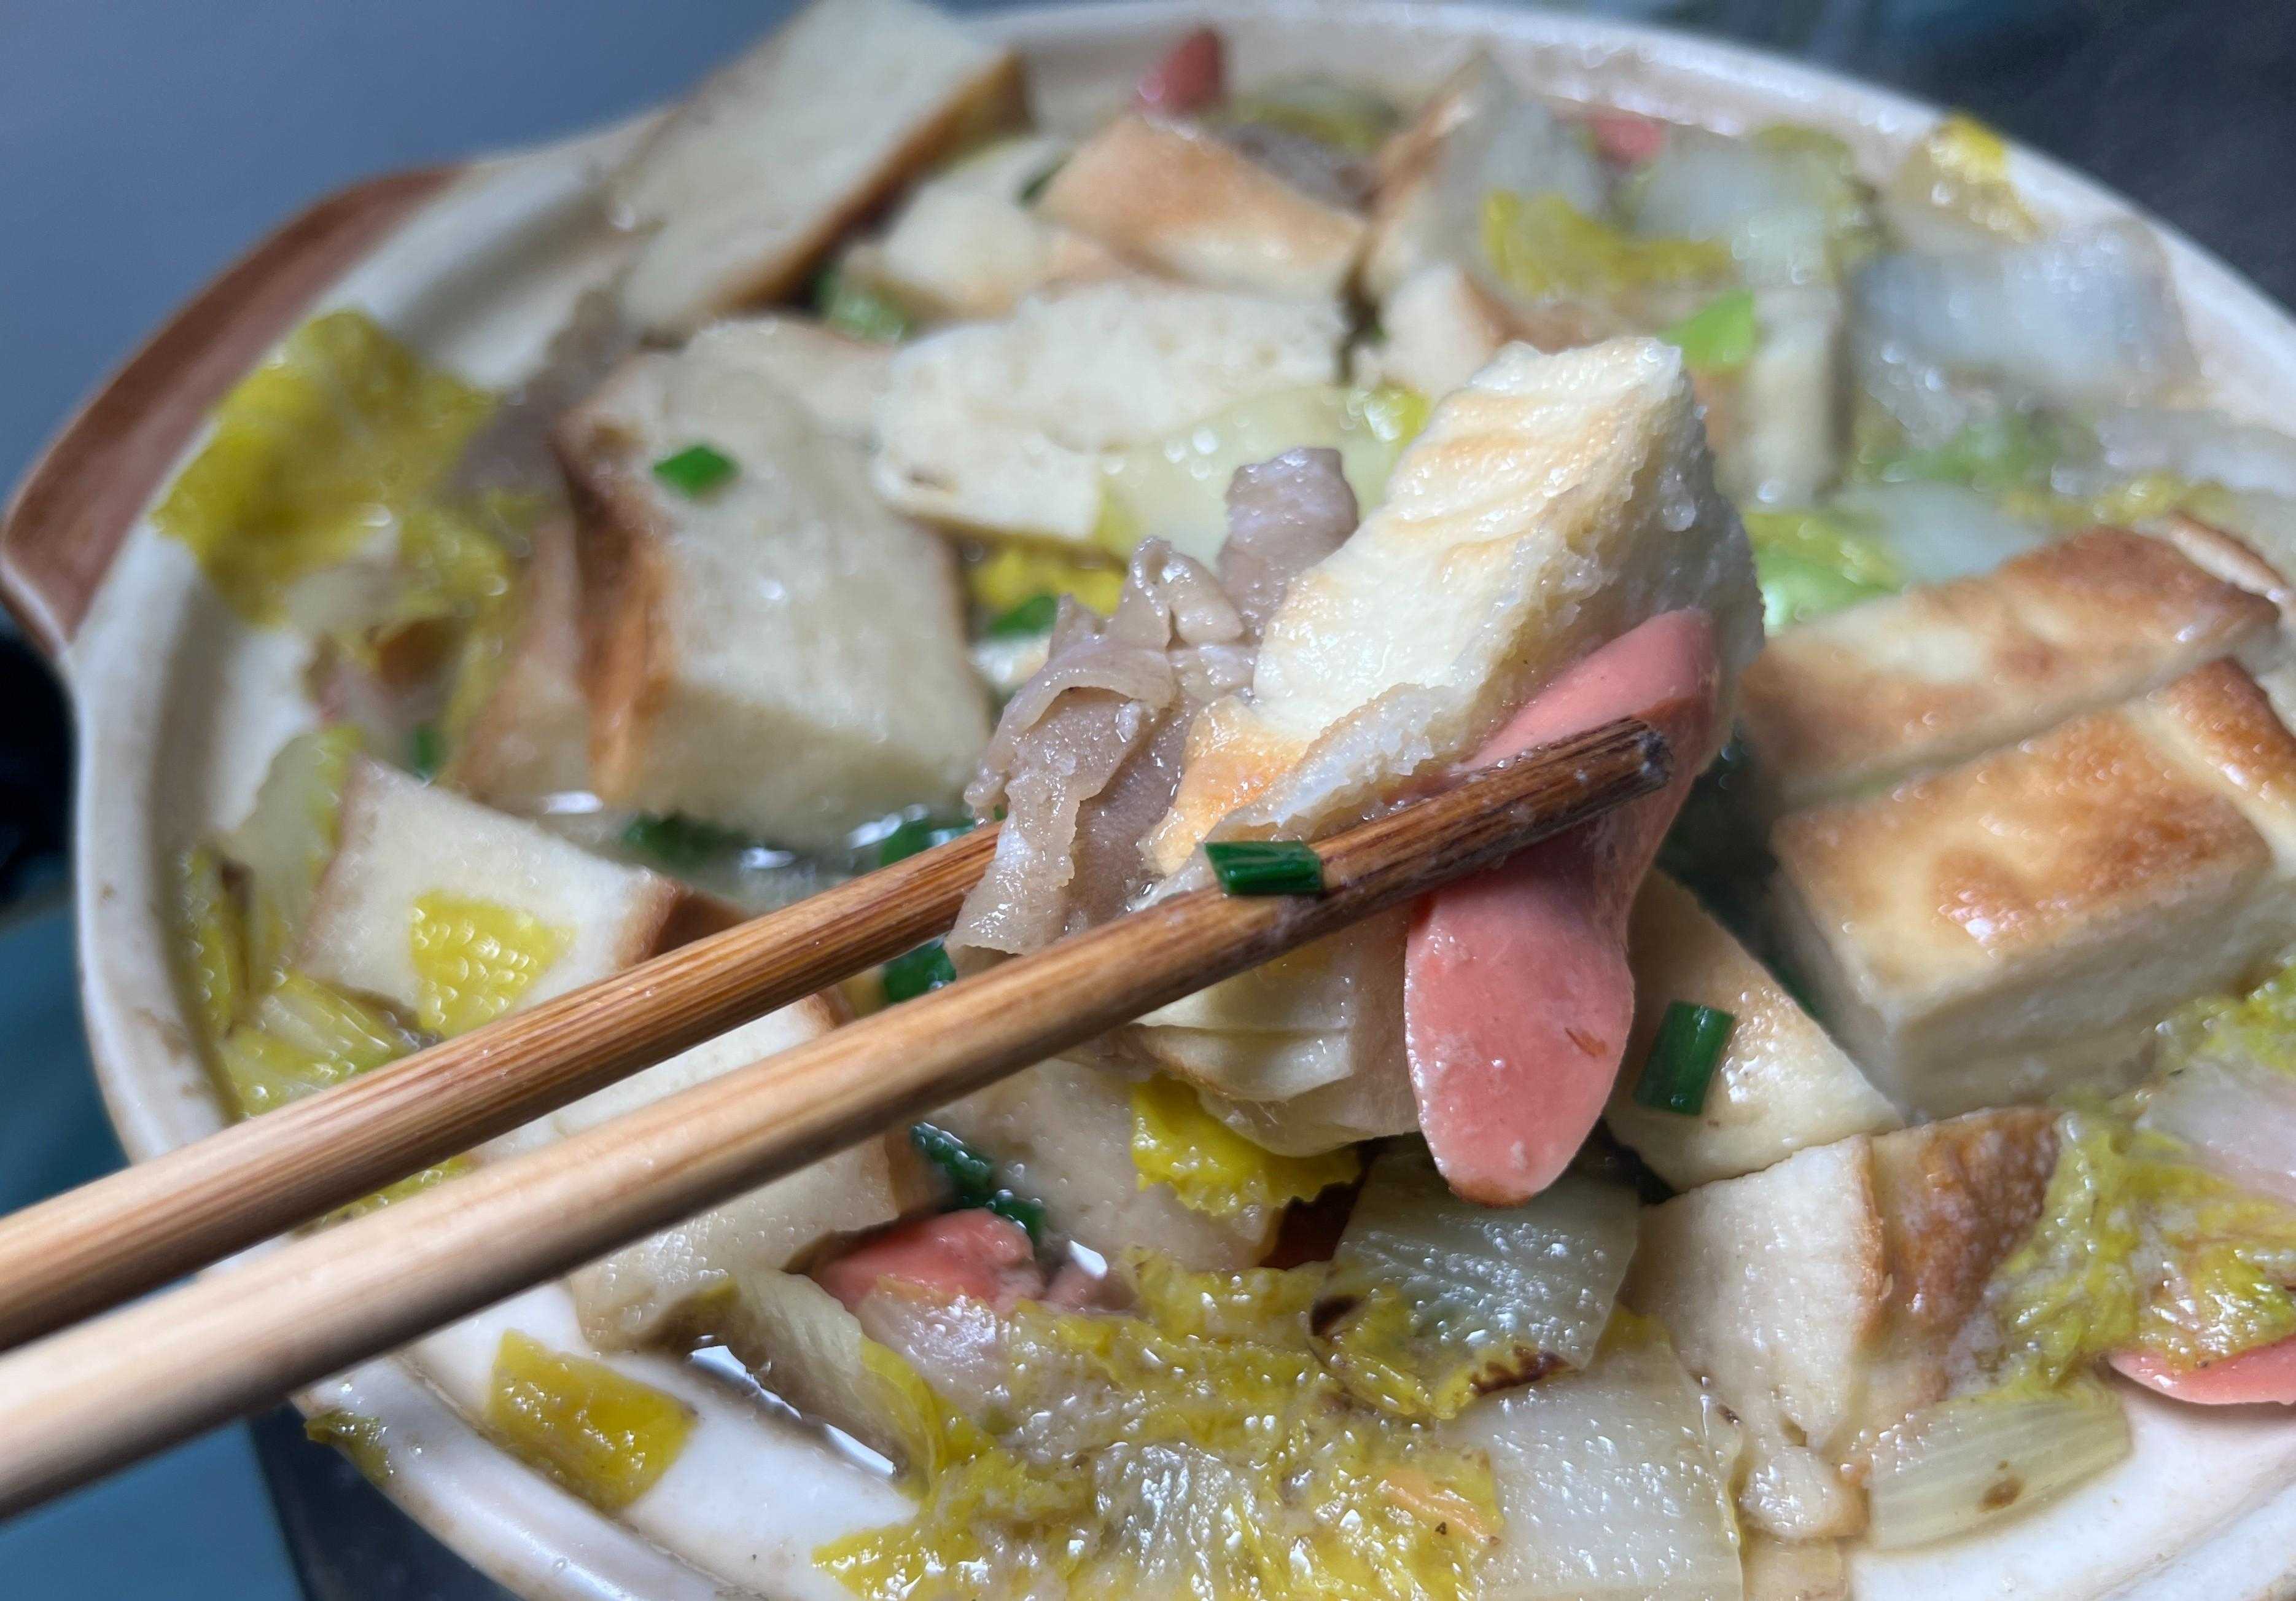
[874,813,975,867]
[963,542,1125,619]
[224,725,362,989]
[611,0,1024,334]
[1227,76,1398,155]
[173,845,247,1051]
[407,892,572,1036]
[1632,1002,1735,1116]
[303,1410,393,1484]
[883,940,957,1004]
[909,1123,1047,1240]
[1204,839,1326,895]
[212,971,419,1117]
[154,310,492,622]
[1865,1382,2128,1550]
[1740,506,1902,631]
[486,1330,695,1511]
[1882,112,2041,254]
[650,442,738,496]
[618,812,755,871]
[1662,289,1758,375]
[1481,190,1732,306]
[1450,1311,1744,1601]
[982,594,1058,639]
[1313,1146,1638,1419]
[1128,1074,1358,1220]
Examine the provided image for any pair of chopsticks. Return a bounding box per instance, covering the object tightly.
[0,716,1667,1514]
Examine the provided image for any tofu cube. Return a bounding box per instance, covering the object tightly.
[871,279,1343,545]
[444,515,591,811]
[559,331,989,851]
[295,755,724,1021]
[680,316,894,445]
[1605,873,1899,1190]
[1742,525,2286,817]
[1039,114,1368,302]
[612,0,1025,335]
[1769,660,2296,1115]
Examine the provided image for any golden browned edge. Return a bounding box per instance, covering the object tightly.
[0,167,457,660]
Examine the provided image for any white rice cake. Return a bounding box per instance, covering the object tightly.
[870,279,1343,544]
[444,515,591,811]
[1742,524,2286,817]
[612,0,1025,335]
[1625,1110,2057,1540]
[1604,872,1899,1190]
[560,330,989,852]
[1039,114,1367,302]
[295,755,723,1018]
[1770,658,2296,1115]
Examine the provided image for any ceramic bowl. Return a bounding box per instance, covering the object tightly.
[10,3,2296,1596]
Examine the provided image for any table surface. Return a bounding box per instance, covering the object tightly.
[2,1,2291,1595]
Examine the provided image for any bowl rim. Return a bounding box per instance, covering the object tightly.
[16,2,2296,1597]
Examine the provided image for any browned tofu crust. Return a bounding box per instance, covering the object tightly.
[1741,526,2284,815]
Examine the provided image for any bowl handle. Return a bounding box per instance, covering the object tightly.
[0,166,457,662]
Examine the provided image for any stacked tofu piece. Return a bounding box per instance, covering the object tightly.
[1748,520,2296,1115]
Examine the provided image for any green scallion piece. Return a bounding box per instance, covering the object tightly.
[1204,839,1326,897]
[814,269,913,344]
[984,593,1060,638]
[1632,1001,1735,1115]
[1661,288,1759,377]
[652,443,737,497]
[908,1122,1047,1242]
[408,722,444,781]
[620,812,752,870]
[1018,158,1067,205]
[876,814,975,868]
[882,939,957,1004]
[986,1190,1048,1240]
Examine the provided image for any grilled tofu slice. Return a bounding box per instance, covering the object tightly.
[560,330,989,852]
[1741,524,2286,817]
[870,279,1343,545]
[1123,337,1760,1115]
[1039,114,1368,302]
[556,995,928,1351]
[679,317,893,445]
[1605,873,1899,1190]
[839,133,1125,322]
[294,755,726,1022]
[1770,659,2296,1115]
[612,0,1024,335]
[1625,1110,2057,1540]
[444,515,591,811]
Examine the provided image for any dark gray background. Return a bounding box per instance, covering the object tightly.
[1,1,2290,1596]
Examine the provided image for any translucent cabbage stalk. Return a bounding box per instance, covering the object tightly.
[1852,223,2197,415]
[222,725,362,987]
[1097,384,1421,564]
[1627,126,1873,287]
[1314,1145,1640,1418]
[1448,1312,1743,1601]
[1827,481,2052,585]
[2140,1056,2296,1209]
[1865,1383,2130,1549]
[1880,112,2042,255]
[2088,407,2296,501]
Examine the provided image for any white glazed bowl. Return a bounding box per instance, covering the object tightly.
[10,4,2296,1597]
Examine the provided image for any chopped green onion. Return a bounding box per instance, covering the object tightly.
[1662,288,1759,376]
[1018,158,1066,205]
[651,443,736,497]
[1204,839,1326,897]
[984,593,1059,638]
[882,939,957,1004]
[908,1122,1047,1242]
[814,269,913,344]
[1632,1002,1735,1115]
[876,814,975,868]
[620,812,753,870]
[408,722,444,782]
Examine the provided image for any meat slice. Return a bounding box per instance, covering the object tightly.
[1404,610,1721,1203]
[812,1210,1043,1314]
[2112,1337,2296,1405]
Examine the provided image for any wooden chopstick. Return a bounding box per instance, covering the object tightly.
[0,824,1003,1352]
[0,717,1665,1515]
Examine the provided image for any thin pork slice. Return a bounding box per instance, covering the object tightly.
[1406,609,1721,1204]
[2112,1337,2296,1405]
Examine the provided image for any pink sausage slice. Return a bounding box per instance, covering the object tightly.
[1404,610,1722,1204]
[1134,26,1225,117]
[2112,1338,2296,1405]
[812,1210,1043,1314]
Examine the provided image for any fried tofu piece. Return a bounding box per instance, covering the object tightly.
[559,330,989,852]
[870,279,1343,545]
[1352,260,1512,399]
[294,755,724,1019]
[1624,1110,2057,1540]
[443,515,592,811]
[1605,873,1899,1190]
[1124,337,1761,1113]
[1038,114,1368,302]
[1769,660,2296,1114]
[612,0,1025,335]
[680,316,893,445]
[556,995,928,1350]
[1742,526,2286,817]
[846,134,1126,321]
